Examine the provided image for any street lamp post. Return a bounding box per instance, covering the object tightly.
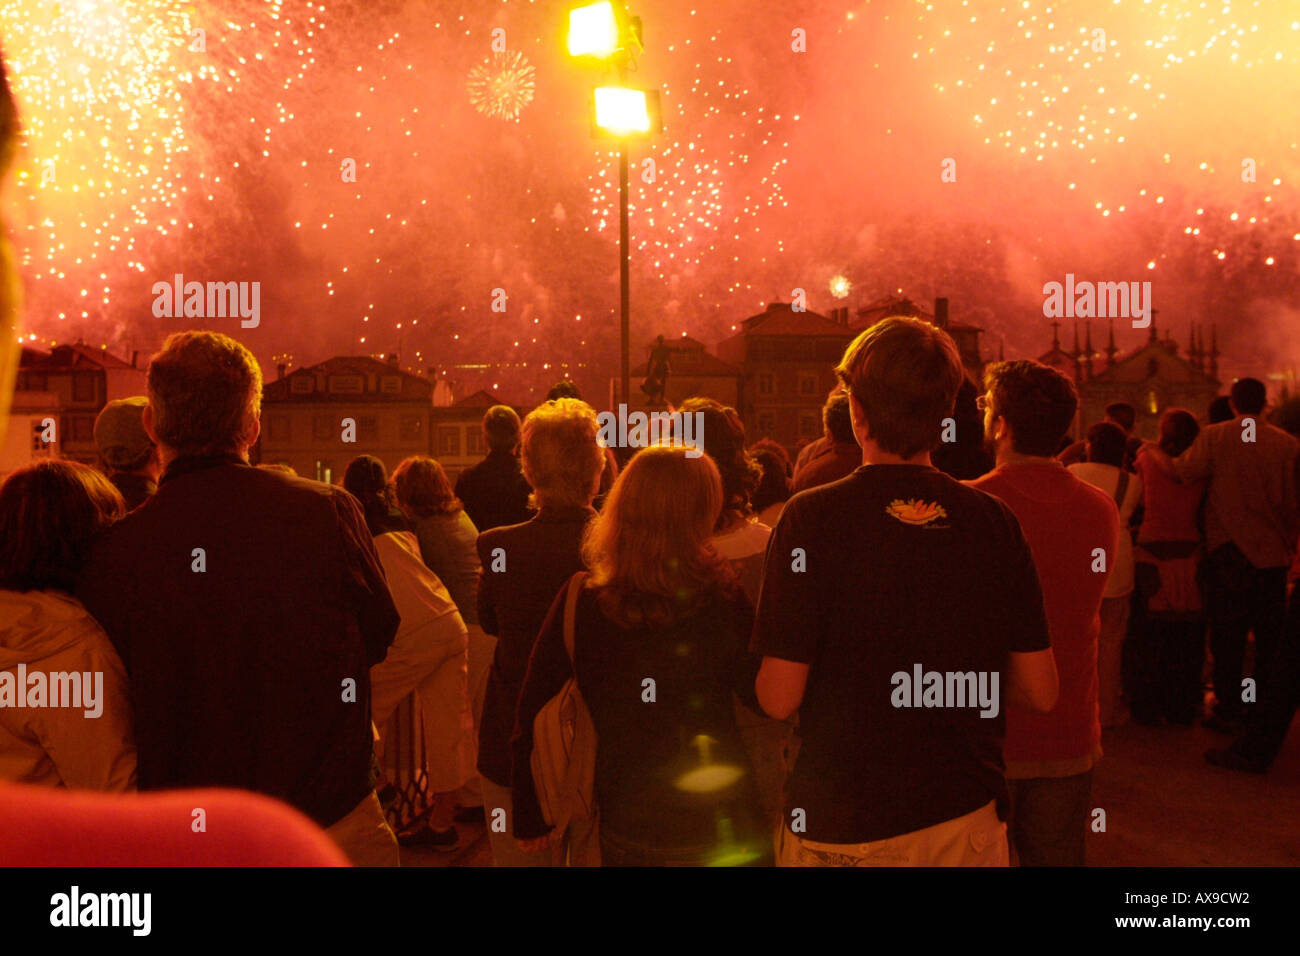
[567,2,660,408]
[618,144,629,406]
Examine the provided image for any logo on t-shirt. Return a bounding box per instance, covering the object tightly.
[885,498,948,527]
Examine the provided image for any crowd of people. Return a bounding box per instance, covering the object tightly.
[2,319,1298,867]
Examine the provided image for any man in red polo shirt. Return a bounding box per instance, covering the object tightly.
[970,360,1119,866]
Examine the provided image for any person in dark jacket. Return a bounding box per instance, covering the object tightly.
[454,405,533,532]
[792,389,861,492]
[511,445,769,866]
[475,397,606,866]
[932,378,995,481]
[77,331,401,866]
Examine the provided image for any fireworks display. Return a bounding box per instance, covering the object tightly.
[1,0,1297,399]
[467,50,537,122]
[1,0,326,332]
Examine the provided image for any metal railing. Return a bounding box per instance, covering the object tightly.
[380,692,433,832]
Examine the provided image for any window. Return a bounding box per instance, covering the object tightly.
[73,374,96,403]
[799,412,820,438]
[328,374,365,395]
[437,426,461,457]
[65,414,95,442]
[31,419,53,455]
[315,461,333,485]
[758,373,774,396]
[757,412,775,436]
[290,376,314,395]
[466,428,482,456]
[313,415,336,440]
[380,375,403,395]
[266,415,291,442]
[799,373,819,395]
[356,416,379,441]
[400,414,424,441]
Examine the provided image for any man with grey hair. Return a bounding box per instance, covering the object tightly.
[77,330,401,865]
[454,403,533,531]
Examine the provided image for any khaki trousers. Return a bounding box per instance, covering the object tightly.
[777,799,1008,867]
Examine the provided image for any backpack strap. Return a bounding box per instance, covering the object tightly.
[553,570,593,860]
[562,571,588,666]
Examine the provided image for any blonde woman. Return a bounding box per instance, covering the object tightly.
[511,445,770,866]
[475,398,606,866]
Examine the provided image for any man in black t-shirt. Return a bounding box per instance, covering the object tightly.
[753,316,1059,866]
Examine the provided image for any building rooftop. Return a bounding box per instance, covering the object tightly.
[735,301,854,338]
[263,354,434,402]
[21,342,137,370]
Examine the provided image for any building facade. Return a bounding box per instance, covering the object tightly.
[429,389,514,483]
[716,302,856,450]
[1040,318,1221,440]
[2,343,147,475]
[624,334,742,411]
[257,355,436,483]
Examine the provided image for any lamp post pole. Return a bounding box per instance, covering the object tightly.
[617,42,632,410]
[567,5,649,408]
[619,143,630,407]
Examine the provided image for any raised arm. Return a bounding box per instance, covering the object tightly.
[750,503,818,720]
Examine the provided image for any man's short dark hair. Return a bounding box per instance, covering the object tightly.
[1208,395,1233,424]
[985,360,1079,458]
[1104,402,1136,432]
[546,380,581,401]
[823,390,854,445]
[1230,378,1267,415]
[835,316,964,458]
[482,405,522,452]
[1086,421,1127,467]
[147,331,262,457]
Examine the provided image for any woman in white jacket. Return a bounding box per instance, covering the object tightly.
[0,461,136,791]
[344,455,474,851]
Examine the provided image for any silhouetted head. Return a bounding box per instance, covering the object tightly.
[1229,378,1267,416]
[982,360,1079,458]
[836,316,963,459]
